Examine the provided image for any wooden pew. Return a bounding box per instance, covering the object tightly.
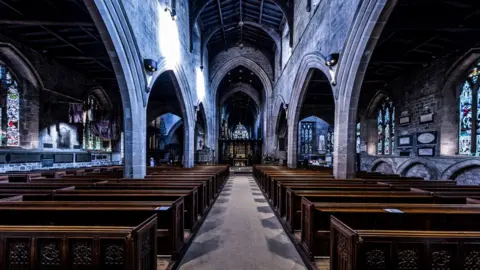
[0,214,157,269]
[20,189,200,231]
[330,214,480,270]
[301,201,480,258]
[0,200,185,258]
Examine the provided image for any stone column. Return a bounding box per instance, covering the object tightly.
[123,106,146,178]
[333,105,357,179]
[287,120,297,168]
[183,122,195,168]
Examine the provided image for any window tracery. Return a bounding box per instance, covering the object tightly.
[0,63,20,147]
[377,97,395,155]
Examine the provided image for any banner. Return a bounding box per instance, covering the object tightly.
[68,103,83,123]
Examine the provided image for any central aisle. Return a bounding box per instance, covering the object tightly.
[178,175,307,270]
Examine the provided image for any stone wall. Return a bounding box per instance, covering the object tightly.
[361,155,480,183]
[0,33,109,151]
[358,48,480,183]
[209,47,274,83]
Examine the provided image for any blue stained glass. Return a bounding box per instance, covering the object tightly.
[459,81,472,154]
[0,65,20,147]
[356,122,361,153]
[233,122,249,139]
[377,110,383,155]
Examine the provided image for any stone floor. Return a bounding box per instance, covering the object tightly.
[177,175,307,270]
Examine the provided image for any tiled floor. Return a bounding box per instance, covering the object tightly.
[178,175,307,270]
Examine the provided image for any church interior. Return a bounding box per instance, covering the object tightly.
[0,0,479,269]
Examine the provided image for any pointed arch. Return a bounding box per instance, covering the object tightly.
[147,62,196,168]
[0,43,43,90]
[333,0,398,178]
[211,56,273,158]
[84,0,147,178]
[287,52,333,168]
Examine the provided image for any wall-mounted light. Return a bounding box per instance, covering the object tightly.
[325,53,339,67]
[144,59,158,73]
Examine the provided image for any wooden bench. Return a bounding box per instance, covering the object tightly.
[0,200,185,258]
[301,201,480,258]
[0,214,157,269]
[330,213,480,270]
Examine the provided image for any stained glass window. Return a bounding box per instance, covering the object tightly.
[377,97,395,155]
[0,64,20,147]
[459,61,480,155]
[232,122,249,139]
[356,122,361,153]
[300,122,314,155]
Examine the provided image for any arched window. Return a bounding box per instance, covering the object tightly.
[83,94,108,151]
[233,122,249,139]
[459,61,480,155]
[377,97,395,155]
[0,63,20,147]
[356,122,361,153]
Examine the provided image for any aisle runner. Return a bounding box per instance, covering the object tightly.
[178,175,307,270]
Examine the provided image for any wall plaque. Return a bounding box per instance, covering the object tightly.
[419,113,434,124]
[398,135,413,147]
[418,147,435,157]
[417,131,437,145]
[399,116,411,126]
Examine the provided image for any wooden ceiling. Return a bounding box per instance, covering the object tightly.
[0,0,116,89]
[191,0,291,57]
[365,0,480,84]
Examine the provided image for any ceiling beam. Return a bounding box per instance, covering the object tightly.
[0,0,112,73]
[215,0,227,46]
[190,0,293,51]
[0,20,95,27]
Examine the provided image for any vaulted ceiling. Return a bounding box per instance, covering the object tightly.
[191,0,292,60]
[0,0,116,90]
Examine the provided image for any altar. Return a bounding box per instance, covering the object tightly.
[233,158,248,167]
[219,122,262,165]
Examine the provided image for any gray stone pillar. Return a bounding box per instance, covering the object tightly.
[333,106,356,179]
[287,120,297,168]
[123,107,146,178]
[183,122,195,168]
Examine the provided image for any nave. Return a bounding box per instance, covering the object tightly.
[179,174,306,270]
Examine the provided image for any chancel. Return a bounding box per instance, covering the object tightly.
[0,0,479,269]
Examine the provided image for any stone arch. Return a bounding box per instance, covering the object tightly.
[219,83,261,110]
[0,43,43,90]
[165,120,184,145]
[439,48,480,155]
[0,42,43,149]
[211,56,273,158]
[333,0,398,178]
[397,158,440,180]
[287,52,333,168]
[441,159,480,180]
[147,63,195,168]
[365,90,394,118]
[86,87,113,111]
[369,158,396,174]
[84,0,148,178]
